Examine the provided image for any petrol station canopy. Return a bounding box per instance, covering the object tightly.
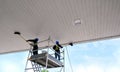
[0,0,120,54]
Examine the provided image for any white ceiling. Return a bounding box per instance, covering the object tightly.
[0,0,120,54]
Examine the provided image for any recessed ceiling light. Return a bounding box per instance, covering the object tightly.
[74,18,81,25]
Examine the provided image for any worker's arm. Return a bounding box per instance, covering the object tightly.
[26,39,34,42]
[57,44,63,48]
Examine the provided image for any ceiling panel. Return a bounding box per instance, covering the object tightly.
[0,0,120,54]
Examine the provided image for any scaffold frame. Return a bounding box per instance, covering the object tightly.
[24,37,65,72]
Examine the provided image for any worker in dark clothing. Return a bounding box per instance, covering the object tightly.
[53,41,63,60]
[27,38,39,55]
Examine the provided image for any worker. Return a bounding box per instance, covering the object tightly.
[53,41,63,60]
[26,38,39,55]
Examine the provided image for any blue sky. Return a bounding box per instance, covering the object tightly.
[0,38,120,72]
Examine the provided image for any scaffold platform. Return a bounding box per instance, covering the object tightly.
[29,53,63,68]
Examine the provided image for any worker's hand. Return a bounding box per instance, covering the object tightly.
[26,40,29,42]
[30,43,33,46]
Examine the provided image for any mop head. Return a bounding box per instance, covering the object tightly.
[14,31,21,35]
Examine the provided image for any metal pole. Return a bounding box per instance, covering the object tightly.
[24,46,33,72]
[45,37,50,71]
[63,48,65,72]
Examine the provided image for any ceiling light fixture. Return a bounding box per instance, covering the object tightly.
[74,18,81,25]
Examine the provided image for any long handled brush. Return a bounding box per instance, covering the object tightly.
[14,31,27,42]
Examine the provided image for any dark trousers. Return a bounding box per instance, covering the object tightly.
[55,51,60,60]
[33,48,38,55]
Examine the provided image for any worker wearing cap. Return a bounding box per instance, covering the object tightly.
[53,41,63,60]
[27,38,39,55]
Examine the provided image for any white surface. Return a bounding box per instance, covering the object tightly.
[0,0,120,54]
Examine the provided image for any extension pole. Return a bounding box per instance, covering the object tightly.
[14,31,29,44]
[19,34,27,41]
